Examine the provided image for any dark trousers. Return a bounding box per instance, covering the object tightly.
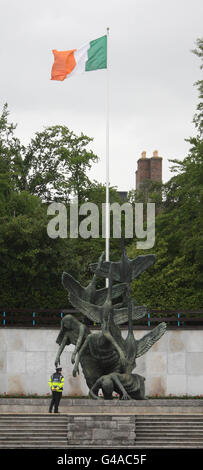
[49,391,62,413]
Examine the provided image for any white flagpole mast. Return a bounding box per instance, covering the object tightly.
[105,27,110,286]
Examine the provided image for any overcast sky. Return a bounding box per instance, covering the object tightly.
[0,0,202,191]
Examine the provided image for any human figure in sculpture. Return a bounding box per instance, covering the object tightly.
[89,371,145,400]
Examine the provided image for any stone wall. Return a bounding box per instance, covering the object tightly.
[67,415,135,447]
[0,328,203,396]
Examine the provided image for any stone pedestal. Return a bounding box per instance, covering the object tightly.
[67,415,135,447]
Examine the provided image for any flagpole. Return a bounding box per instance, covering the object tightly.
[105,27,110,287]
[105,27,110,286]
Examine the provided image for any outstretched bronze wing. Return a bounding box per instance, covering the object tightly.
[130,254,156,279]
[113,304,147,325]
[62,271,127,305]
[69,293,102,323]
[135,322,167,358]
[89,261,110,278]
[89,254,156,282]
[94,282,127,304]
[70,291,147,327]
[62,272,86,299]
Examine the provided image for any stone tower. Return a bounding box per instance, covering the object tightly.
[135,150,162,191]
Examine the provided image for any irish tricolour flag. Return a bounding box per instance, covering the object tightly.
[51,35,107,81]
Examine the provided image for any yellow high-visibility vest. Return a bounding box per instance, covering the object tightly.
[48,372,64,392]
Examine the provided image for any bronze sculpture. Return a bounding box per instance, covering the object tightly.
[55,247,167,399]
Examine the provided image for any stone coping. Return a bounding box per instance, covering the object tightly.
[0,398,203,406]
[1,398,203,415]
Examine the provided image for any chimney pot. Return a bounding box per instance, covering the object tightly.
[141,151,146,158]
[153,150,159,157]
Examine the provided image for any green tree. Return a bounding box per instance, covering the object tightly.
[192,37,203,137]
[0,191,84,308]
[0,103,24,206]
[22,126,98,203]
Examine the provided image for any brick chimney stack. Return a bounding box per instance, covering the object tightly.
[135,149,162,190]
[150,149,162,183]
[153,150,158,157]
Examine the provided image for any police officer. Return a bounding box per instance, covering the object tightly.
[48,366,64,413]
